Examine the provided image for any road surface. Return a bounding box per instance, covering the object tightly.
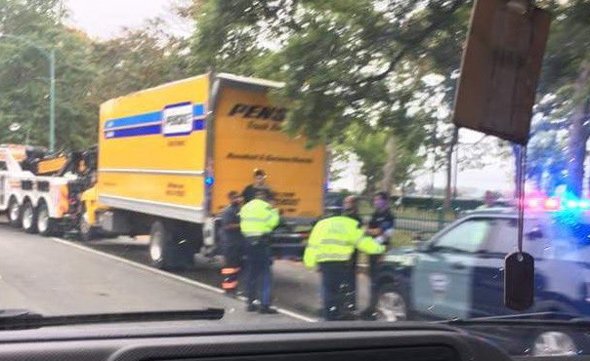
[81,236,373,318]
[0,224,295,324]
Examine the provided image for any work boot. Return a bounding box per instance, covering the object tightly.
[259,306,279,314]
[246,303,259,312]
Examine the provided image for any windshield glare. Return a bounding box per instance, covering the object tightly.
[1,0,590,357]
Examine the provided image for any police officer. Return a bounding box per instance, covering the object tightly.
[304,210,385,321]
[343,195,363,312]
[242,168,273,203]
[220,191,245,296]
[362,191,395,320]
[240,190,280,314]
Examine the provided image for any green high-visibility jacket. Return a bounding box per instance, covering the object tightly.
[303,215,385,269]
[240,199,280,237]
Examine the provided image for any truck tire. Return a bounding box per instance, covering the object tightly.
[78,205,96,242]
[37,202,59,237]
[149,220,177,270]
[21,200,38,234]
[78,216,96,242]
[7,197,21,228]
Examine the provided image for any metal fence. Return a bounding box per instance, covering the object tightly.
[357,198,464,245]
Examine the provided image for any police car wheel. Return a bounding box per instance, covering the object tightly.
[531,331,578,356]
[376,284,408,322]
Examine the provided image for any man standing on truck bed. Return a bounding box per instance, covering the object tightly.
[240,191,280,314]
[242,169,273,203]
[220,191,245,296]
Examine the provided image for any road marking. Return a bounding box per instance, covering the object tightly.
[50,237,317,323]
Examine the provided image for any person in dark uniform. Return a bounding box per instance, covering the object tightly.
[220,191,245,295]
[242,168,273,203]
[343,195,363,312]
[362,191,395,320]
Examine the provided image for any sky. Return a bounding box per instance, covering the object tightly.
[65,0,513,197]
[65,0,186,39]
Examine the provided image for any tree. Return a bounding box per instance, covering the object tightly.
[335,125,423,194]
[537,0,590,196]
[189,0,472,192]
[0,1,193,150]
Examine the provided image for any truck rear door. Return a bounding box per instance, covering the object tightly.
[209,74,326,222]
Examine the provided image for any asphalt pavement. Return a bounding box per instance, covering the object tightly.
[81,235,372,319]
[0,224,295,324]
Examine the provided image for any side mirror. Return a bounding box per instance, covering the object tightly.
[416,241,432,252]
[526,227,544,240]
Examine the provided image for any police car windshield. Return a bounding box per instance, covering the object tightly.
[1,0,590,357]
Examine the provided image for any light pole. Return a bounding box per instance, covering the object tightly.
[0,34,56,152]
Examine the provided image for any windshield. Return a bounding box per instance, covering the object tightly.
[0,0,589,357]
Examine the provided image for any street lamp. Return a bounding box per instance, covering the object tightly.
[0,34,56,152]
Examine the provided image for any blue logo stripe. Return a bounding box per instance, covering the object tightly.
[104,103,206,139]
[105,111,161,130]
[106,125,162,139]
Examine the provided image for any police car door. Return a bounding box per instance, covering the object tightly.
[412,218,493,320]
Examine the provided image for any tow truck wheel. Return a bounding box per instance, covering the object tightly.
[37,202,58,237]
[375,284,408,322]
[21,201,38,234]
[7,198,21,228]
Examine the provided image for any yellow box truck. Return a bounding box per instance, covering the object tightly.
[86,73,326,269]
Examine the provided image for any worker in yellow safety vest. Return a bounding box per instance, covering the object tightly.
[304,212,385,321]
[240,190,280,314]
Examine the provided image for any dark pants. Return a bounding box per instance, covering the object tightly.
[366,254,381,313]
[348,251,358,310]
[221,238,244,292]
[245,236,272,307]
[320,262,355,321]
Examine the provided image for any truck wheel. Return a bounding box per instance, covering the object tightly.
[37,202,58,237]
[149,220,174,270]
[78,206,96,242]
[21,201,38,234]
[79,216,96,242]
[7,198,21,228]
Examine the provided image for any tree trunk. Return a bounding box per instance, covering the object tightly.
[380,135,397,194]
[567,61,590,197]
[443,128,459,211]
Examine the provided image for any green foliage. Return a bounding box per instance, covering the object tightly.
[189,0,469,191]
[0,1,191,151]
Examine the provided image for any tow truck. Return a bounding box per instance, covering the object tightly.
[0,144,96,236]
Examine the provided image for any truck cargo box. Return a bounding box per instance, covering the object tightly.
[98,73,325,225]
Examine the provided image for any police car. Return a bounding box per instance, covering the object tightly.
[375,200,590,323]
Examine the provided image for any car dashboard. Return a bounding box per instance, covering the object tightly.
[0,321,584,361]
